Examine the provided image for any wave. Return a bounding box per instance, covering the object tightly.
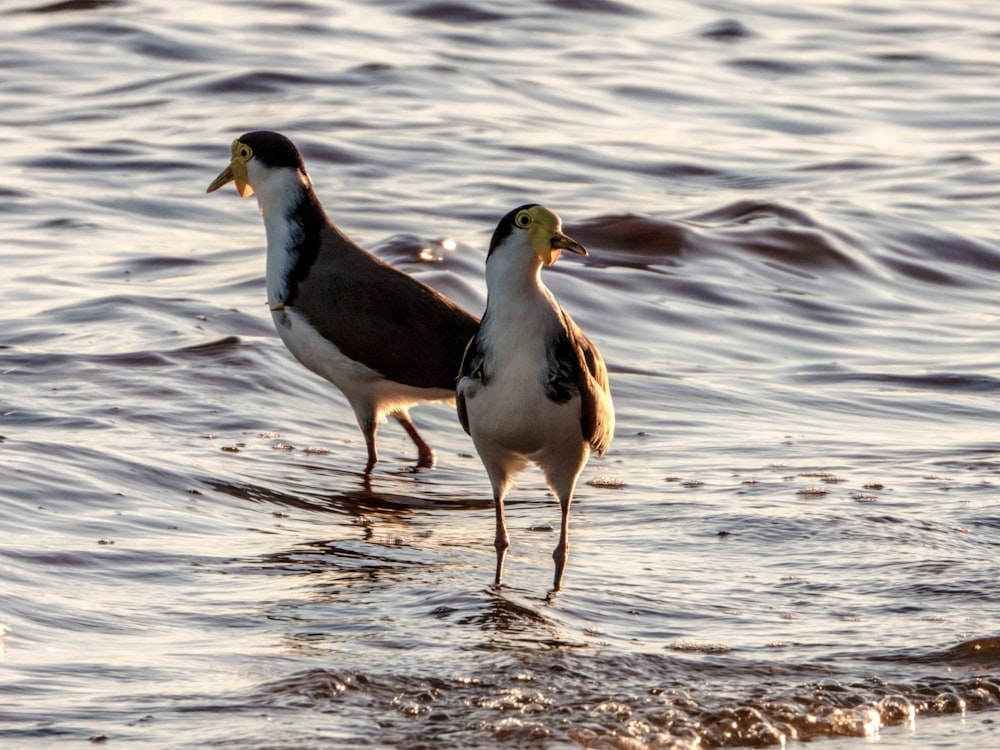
[239,645,1000,748]
[572,200,1000,295]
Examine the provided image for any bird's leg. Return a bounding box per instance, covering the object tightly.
[493,491,510,586]
[551,495,573,591]
[360,415,378,474]
[394,412,436,468]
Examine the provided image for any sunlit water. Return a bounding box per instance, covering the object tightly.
[1,0,998,747]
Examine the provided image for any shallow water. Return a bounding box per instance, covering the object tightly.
[1,0,999,747]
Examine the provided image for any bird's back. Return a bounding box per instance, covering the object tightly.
[290,222,480,391]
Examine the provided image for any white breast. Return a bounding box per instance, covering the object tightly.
[460,290,584,460]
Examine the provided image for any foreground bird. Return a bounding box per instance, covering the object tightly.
[457,204,614,590]
[206,131,479,472]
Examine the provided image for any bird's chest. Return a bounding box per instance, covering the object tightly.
[494,322,548,380]
[465,316,580,455]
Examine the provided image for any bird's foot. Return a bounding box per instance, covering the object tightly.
[416,447,437,470]
[394,413,436,469]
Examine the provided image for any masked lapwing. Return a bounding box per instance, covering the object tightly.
[207,131,479,473]
[457,204,614,590]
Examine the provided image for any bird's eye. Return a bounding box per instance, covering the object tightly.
[515,211,531,227]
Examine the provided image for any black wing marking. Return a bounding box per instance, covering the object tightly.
[458,312,489,384]
[544,331,579,404]
[456,324,487,436]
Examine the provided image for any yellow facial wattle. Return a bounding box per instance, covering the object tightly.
[535,243,562,266]
[521,205,587,265]
[206,139,254,198]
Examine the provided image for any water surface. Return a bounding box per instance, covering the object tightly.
[1,0,999,747]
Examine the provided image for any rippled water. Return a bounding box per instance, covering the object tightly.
[2,0,999,747]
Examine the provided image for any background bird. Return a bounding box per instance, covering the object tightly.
[457,204,614,591]
[207,131,479,473]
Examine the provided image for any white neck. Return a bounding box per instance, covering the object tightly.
[250,166,313,307]
[482,239,564,355]
[485,240,547,311]
[479,240,564,390]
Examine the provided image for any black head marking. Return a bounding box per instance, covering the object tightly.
[238,131,306,170]
[487,202,540,260]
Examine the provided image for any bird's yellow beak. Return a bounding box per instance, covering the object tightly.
[206,139,254,198]
[527,207,587,266]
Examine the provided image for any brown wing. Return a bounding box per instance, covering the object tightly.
[556,309,614,456]
[292,225,480,390]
